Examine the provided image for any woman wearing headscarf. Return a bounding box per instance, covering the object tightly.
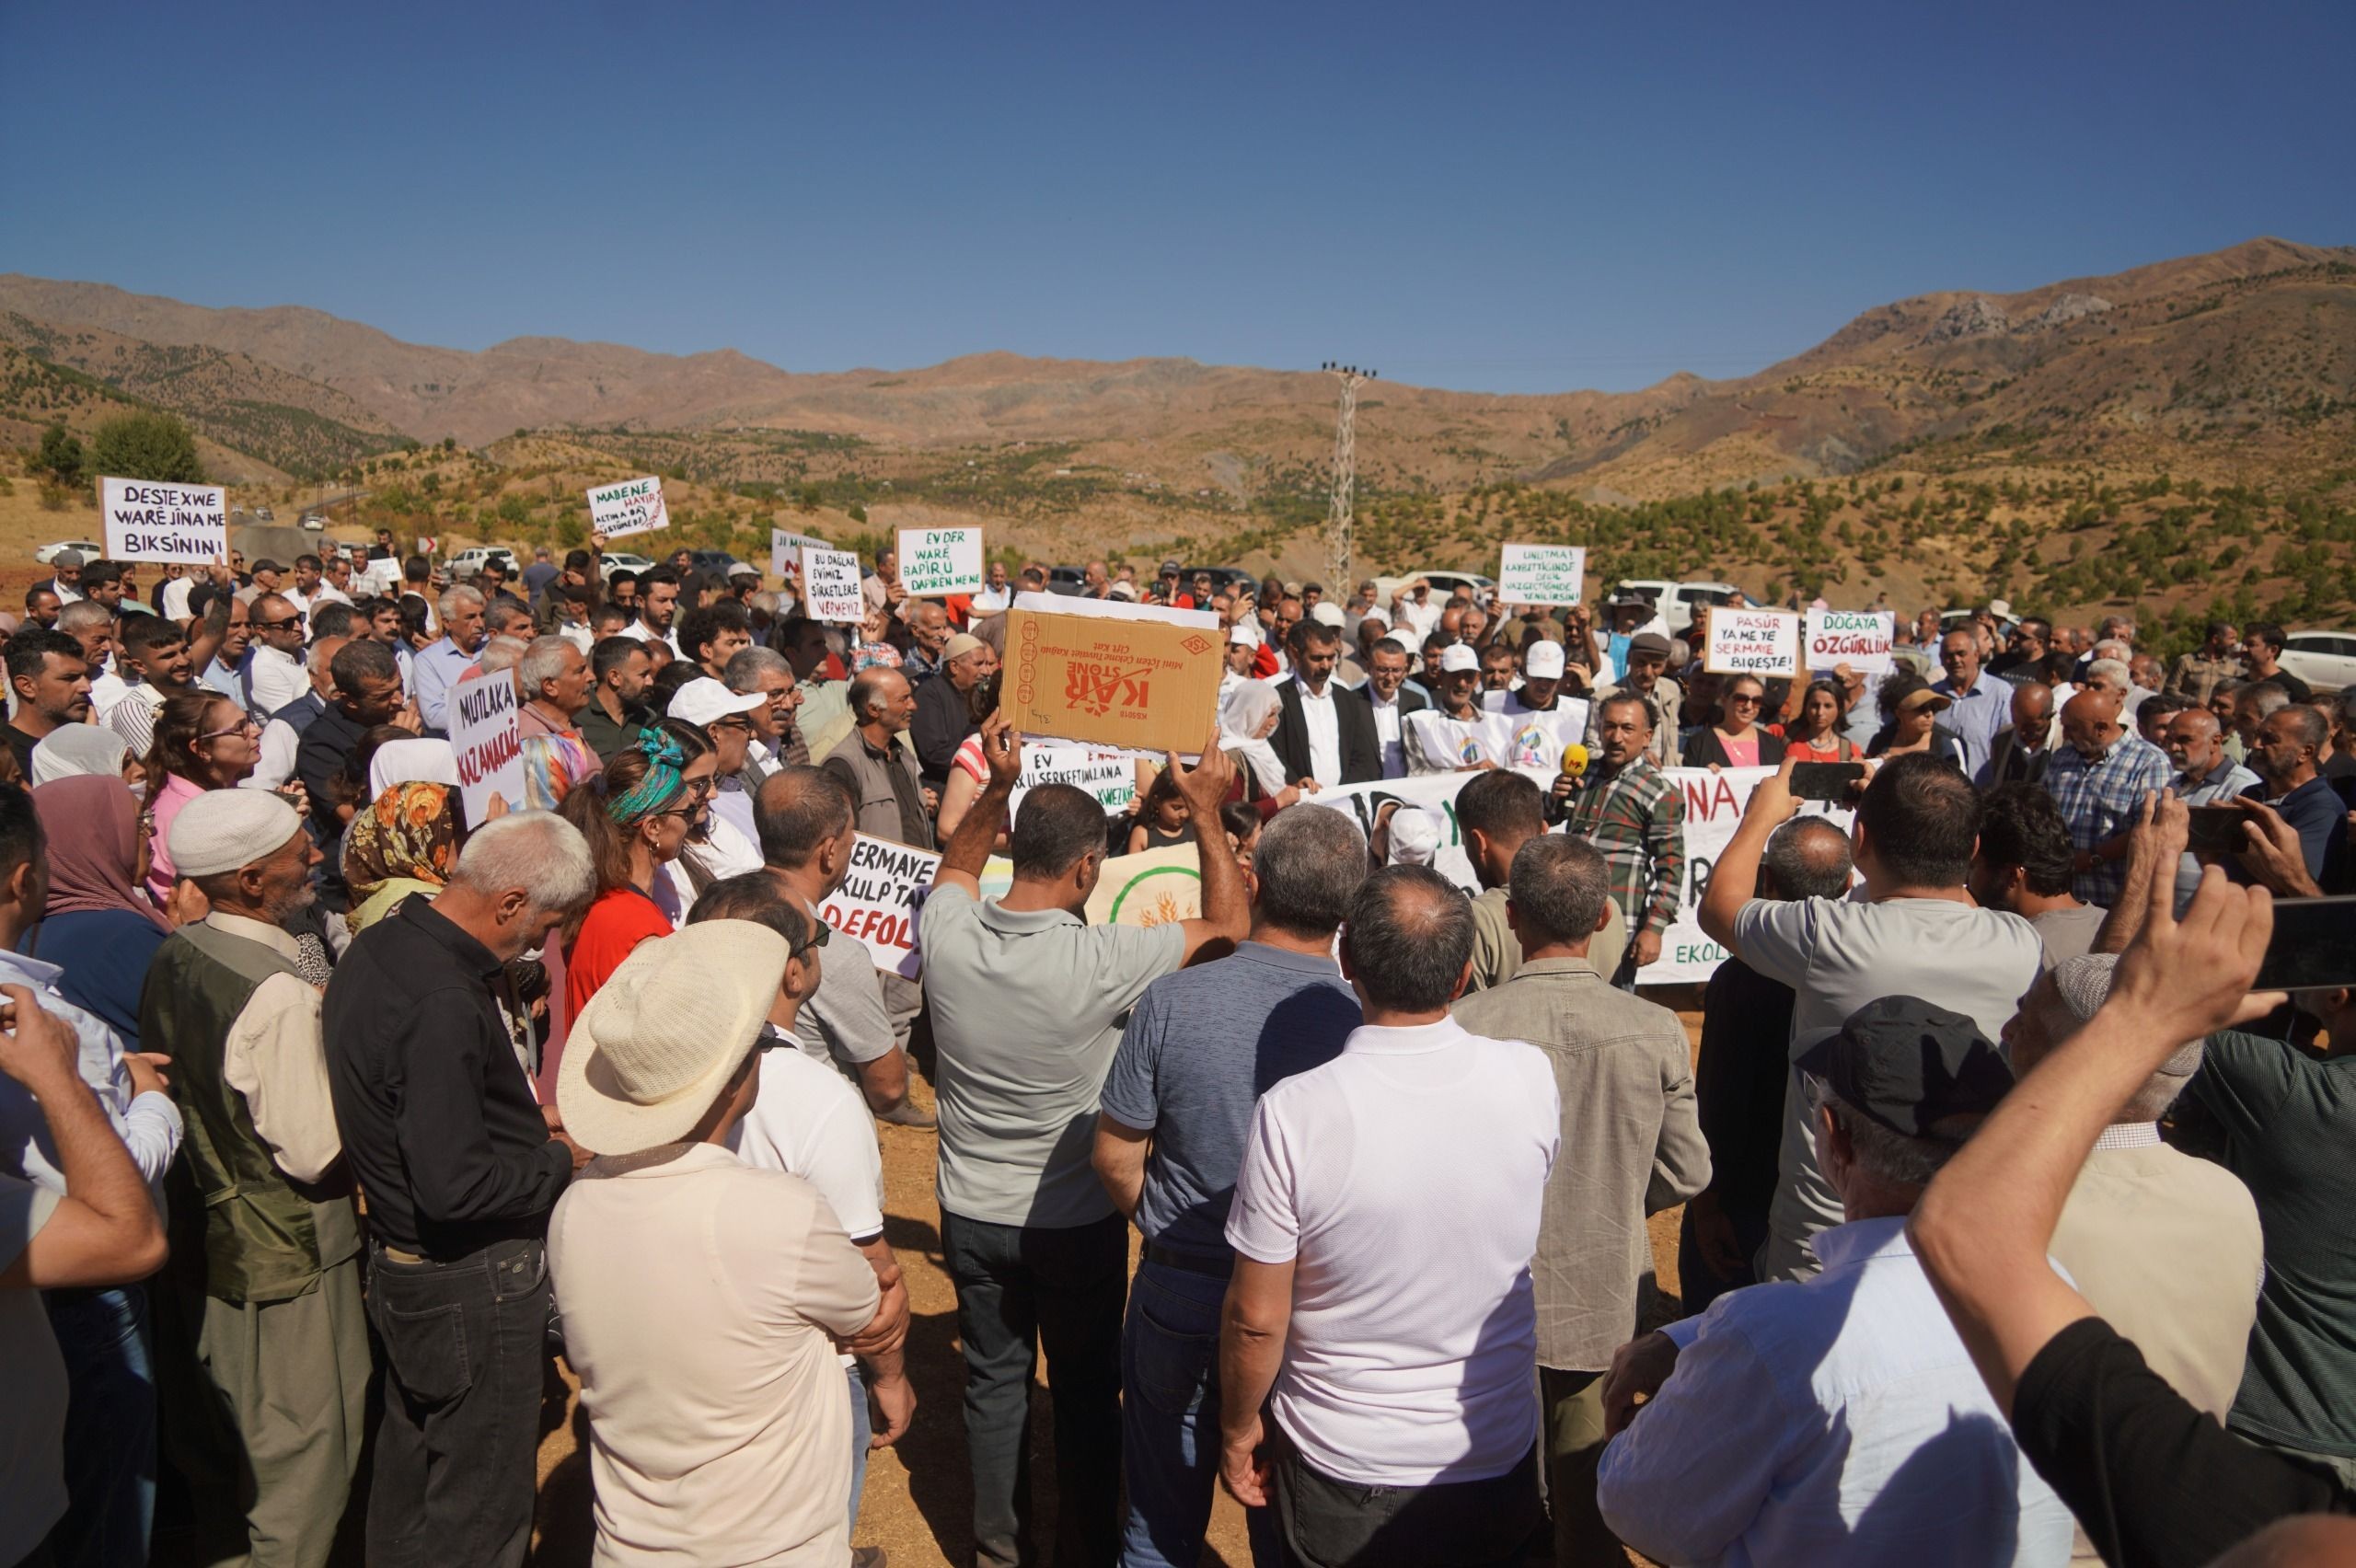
[1218,680,1303,815]
[30,724,138,790]
[28,775,171,1049]
[557,728,710,1019]
[341,782,462,935]
[520,732,597,813]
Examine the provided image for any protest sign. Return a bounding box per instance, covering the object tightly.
[1083,844,1203,928]
[999,606,1223,757]
[1635,766,1855,985]
[586,476,669,538]
[770,527,830,578]
[1484,696,1592,770]
[448,672,525,827]
[356,558,404,595]
[98,477,227,565]
[1011,746,1137,821]
[896,526,984,597]
[1011,590,1218,630]
[817,834,941,980]
[1497,543,1587,607]
[801,546,865,623]
[1803,608,1897,675]
[1703,606,1803,678]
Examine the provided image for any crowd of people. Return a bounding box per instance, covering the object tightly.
[1,533,2352,1568]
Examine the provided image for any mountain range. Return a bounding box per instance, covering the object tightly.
[0,236,2350,500]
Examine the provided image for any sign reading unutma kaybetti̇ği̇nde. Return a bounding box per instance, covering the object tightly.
[99,477,228,564]
[449,672,525,827]
[801,547,865,624]
[586,476,669,538]
[1802,608,1897,675]
[1496,543,1588,607]
[1703,606,1803,678]
[896,527,984,597]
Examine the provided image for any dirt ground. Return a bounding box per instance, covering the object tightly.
[526,1017,1703,1568]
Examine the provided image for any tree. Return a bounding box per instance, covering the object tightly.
[90,411,204,484]
[35,423,85,488]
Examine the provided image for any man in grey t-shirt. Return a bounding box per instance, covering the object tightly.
[918,717,1251,1568]
[1701,754,2043,1282]
[1094,807,1367,1568]
[752,767,918,1120]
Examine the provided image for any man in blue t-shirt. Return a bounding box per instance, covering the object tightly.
[1094,805,1369,1568]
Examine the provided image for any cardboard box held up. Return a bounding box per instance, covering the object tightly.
[999,607,1224,756]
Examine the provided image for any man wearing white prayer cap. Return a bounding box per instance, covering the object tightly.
[143,789,368,1566]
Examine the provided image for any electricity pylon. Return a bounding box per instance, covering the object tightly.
[1320,362,1373,586]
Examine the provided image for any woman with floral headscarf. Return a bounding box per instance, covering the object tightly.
[341,782,463,935]
[556,727,713,1017]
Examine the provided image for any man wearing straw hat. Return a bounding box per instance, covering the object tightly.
[549,916,906,1567]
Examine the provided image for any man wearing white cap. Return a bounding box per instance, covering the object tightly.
[141,790,368,1568]
[1485,639,1591,769]
[668,676,770,853]
[912,631,999,793]
[549,917,902,1568]
[1405,643,1508,774]
[1220,622,1261,710]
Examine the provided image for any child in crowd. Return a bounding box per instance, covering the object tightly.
[1126,767,1195,853]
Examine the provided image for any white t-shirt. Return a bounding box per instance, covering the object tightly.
[1227,1016,1559,1486]
[160,578,195,620]
[1296,681,1344,788]
[728,1038,885,1240]
[1733,894,2043,1282]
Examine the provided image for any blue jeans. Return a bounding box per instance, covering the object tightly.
[847,1362,870,1536]
[1118,1260,1280,1568]
[41,1284,156,1568]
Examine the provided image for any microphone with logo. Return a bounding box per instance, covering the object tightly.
[1559,742,1590,778]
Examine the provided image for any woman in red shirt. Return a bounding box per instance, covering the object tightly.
[1784,679,1863,762]
[558,728,709,1019]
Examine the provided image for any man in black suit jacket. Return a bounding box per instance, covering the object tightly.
[1976,682,2057,788]
[1270,621,1380,786]
[1349,634,1428,779]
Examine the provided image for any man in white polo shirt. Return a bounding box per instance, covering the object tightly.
[1220,864,1559,1564]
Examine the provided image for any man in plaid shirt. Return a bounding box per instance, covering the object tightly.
[2041,689,2172,905]
[1549,690,1684,986]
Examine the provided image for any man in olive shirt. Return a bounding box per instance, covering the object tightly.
[574,636,656,761]
[1456,769,1623,992]
[1455,835,1707,1566]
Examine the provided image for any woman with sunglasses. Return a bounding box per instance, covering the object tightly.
[559,728,714,1019]
[139,690,266,905]
[1680,673,1786,769]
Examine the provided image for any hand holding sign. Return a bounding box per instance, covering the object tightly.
[978,711,1023,791]
[586,476,669,539]
[100,478,228,565]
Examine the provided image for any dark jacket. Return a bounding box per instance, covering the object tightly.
[1271,677,1380,786]
[1351,684,1430,721]
[1867,723,1968,771]
[1981,726,2053,788]
[1680,727,1787,769]
[911,671,977,790]
[295,702,372,843]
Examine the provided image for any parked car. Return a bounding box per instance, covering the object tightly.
[446,547,517,579]
[1614,579,1741,633]
[34,540,104,566]
[1184,566,1258,596]
[1045,565,1087,595]
[600,551,656,575]
[687,549,749,580]
[2280,629,2356,693]
[299,513,327,531]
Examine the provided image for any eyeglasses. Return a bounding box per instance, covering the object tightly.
[789,921,832,963]
[258,615,306,631]
[1727,692,1763,708]
[198,715,262,739]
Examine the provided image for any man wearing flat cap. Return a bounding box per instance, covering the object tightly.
[1587,631,1682,769]
[911,630,999,794]
[140,790,366,1568]
[1594,997,2075,1566]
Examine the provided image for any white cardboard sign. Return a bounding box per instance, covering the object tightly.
[817,834,941,980]
[1703,607,1803,678]
[1636,766,1856,985]
[770,527,830,578]
[896,526,984,597]
[1497,543,1587,607]
[1011,746,1136,821]
[449,671,525,827]
[1803,608,1897,675]
[99,478,227,565]
[802,547,865,624]
[586,476,670,538]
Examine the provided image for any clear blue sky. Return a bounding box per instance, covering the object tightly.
[5,0,2350,394]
